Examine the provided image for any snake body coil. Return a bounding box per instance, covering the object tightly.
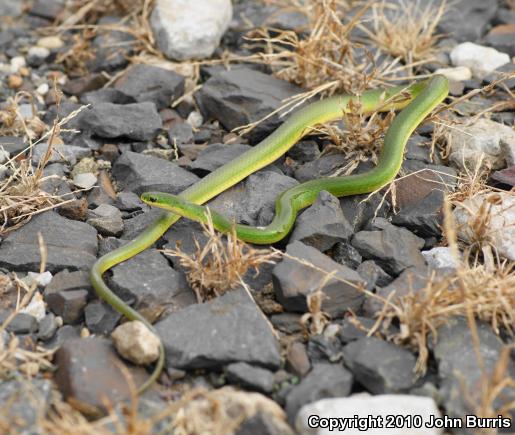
[90,76,449,392]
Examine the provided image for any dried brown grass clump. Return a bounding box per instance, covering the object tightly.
[359,0,446,67]
[162,213,280,302]
[247,0,406,96]
[0,93,46,139]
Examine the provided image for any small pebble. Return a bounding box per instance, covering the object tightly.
[20,292,46,321]
[450,42,510,79]
[37,36,64,49]
[9,56,26,73]
[187,111,203,128]
[36,83,49,95]
[73,172,97,190]
[111,321,160,365]
[434,66,472,82]
[8,75,23,89]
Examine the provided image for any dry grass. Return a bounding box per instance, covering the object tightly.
[358,0,446,68]
[162,212,280,302]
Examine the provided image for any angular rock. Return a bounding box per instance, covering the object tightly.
[168,122,193,146]
[392,189,445,238]
[0,312,38,334]
[438,0,498,42]
[290,191,353,252]
[491,165,515,187]
[421,247,459,270]
[81,88,137,105]
[285,363,353,421]
[53,337,148,417]
[154,288,281,370]
[0,212,97,273]
[294,153,348,183]
[433,317,515,420]
[195,66,302,143]
[112,151,199,195]
[0,136,26,156]
[208,170,298,226]
[296,394,442,435]
[342,337,417,394]
[110,249,191,312]
[86,203,124,237]
[484,24,515,57]
[45,270,93,296]
[236,411,294,435]
[151,0,232,60]
[114,64,185,109]
[272,241,365,317]
[84,301,122,335]
[287,140,320,163]
[32,142,91,166]
[450,42,510,79]
[46,289,88,324]
[447,118,515,171]
[0,380,52,434]
[226,362,275,394]
[351,221,426,276]
[37,313,59,341]
[338,317,377,344]
[356,260,392,290]
[73,172,97,190]
[80,102,162,141]
[331,242,362,270]
[188,143,252,175]
[453,192,515,261]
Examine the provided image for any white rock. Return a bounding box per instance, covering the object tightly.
[150,0,232,61]
[434,66,472,82]
[10,56,26,73]
[296,394,443,435]
[0,149,10,165]
[36,83,49,95]
[454,192,515,261]
[111,321,160,365]
[422,247,459,269]
[37,36,64,49]
[20,292,46,321]
[448,118,515,171]
[450,42,510,79]
[28,46,50,61]
[26,271,53,287]
[73,172,97,190]
[187,110,203,129]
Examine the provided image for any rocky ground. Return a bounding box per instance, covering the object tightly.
[0,0,514,434]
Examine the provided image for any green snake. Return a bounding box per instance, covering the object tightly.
[90,75,449,392]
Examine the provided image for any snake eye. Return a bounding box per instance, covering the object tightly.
[146,195,157,203]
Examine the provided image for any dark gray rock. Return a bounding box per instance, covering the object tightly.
[351,221,426,276]
[53,337,148,418]
[363,266,436,316]
[81,88,137,105]
[0,0,23,16]
[0,136,26,155]
[392,189,444,238]
[195,66,302,143]
[168,122,194,146]
[438,0,498,42]
[290,191,353,252]
[331,242,362,270]
[0,379,52,433]
[342,337,417,393]
[32,142,91,166]
[155,289,281,370]
[269,313,304,335]
[483,26,515,57]
[40,163,73,198]
[357,260,392,290]
[84,301,122,335]
[46,289,89,324]
[338,316,377,343]
[433,317,515,422]
[112,151,199,195]
[340,191,391,232]
[287,140,320,163]
[86,204,124,237]
[43,324,81,349]
[45,270,93,296]
[483,62,515,89]
[188,143,252,175]
[235,412,294,435]
[405,135,433,163]
[115,191,149,212]
[37,313,59,341]
[226,362,275,394]
[114,64,185,109]
[208,170,298,226]
[29,0,63,20]
[0,212,97,273]
[294,153,348,182]
[284,363,352,421]
[110,249,193,312]
[272,241,365,317]
[88,16,135,72]
[0,312,38,334]
[80,102,162,141]
[307,334,344,364]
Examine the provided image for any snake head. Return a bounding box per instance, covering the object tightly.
[141,192,159,204]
